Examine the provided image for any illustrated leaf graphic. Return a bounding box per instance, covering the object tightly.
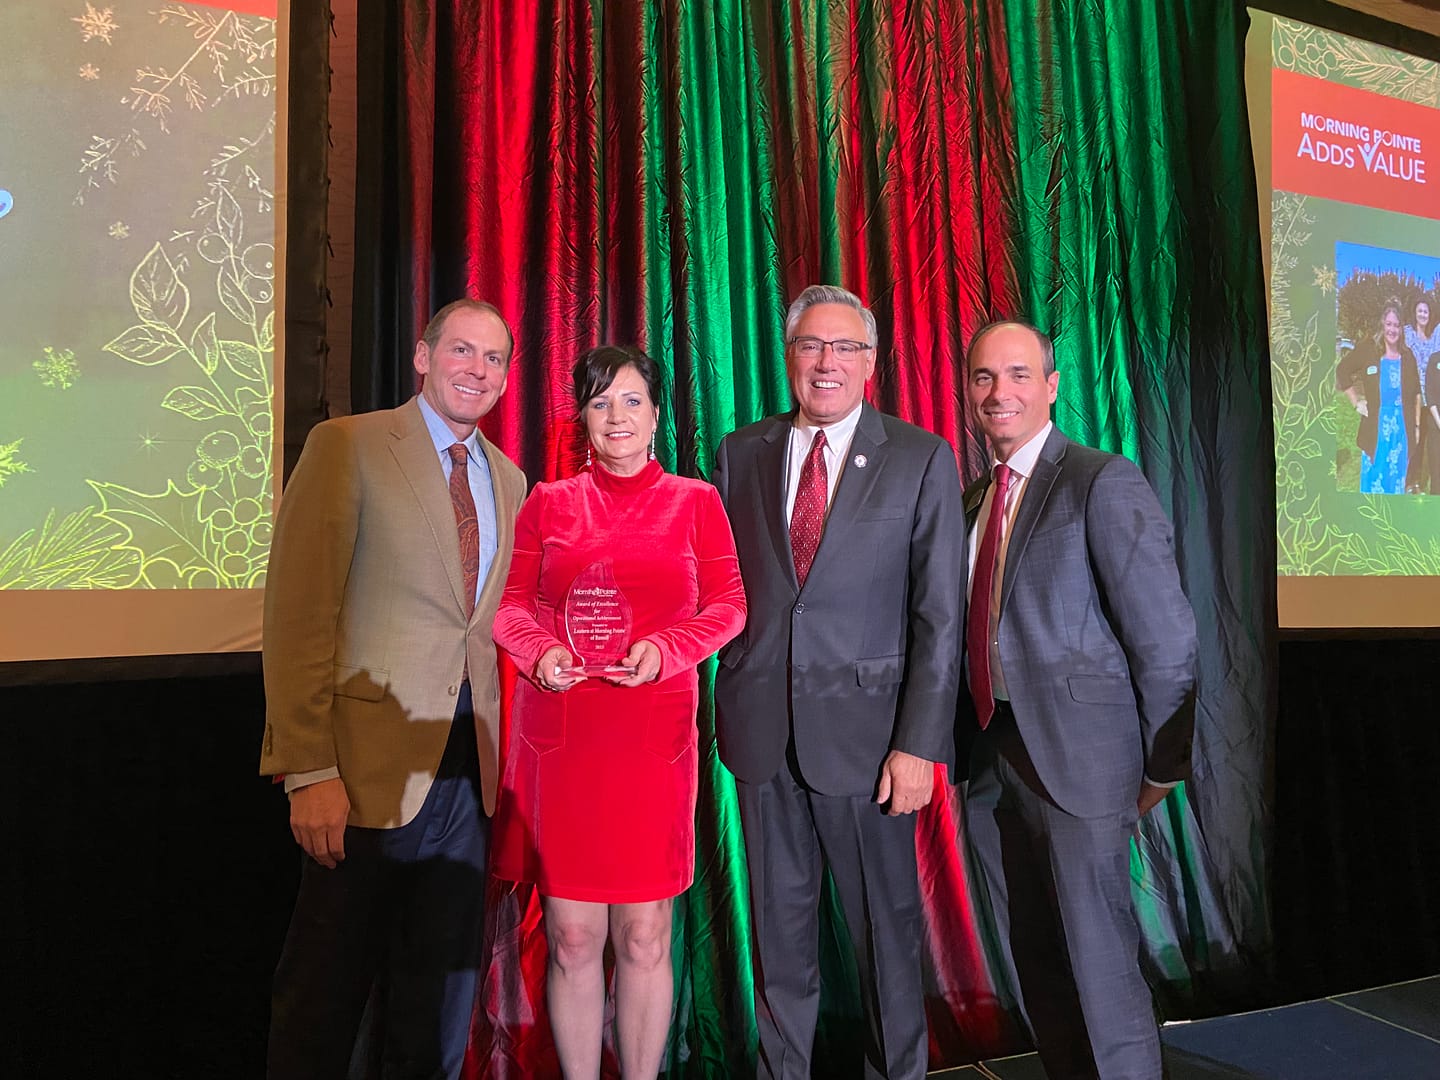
[218,267,255,326]
[1274,16,1439,106]
[90,480,217,579]
[105,323,183,366]
[259,310,275,352]
[0,506,140,590]
[130,243,190,331]
[0,438,31,488]
[215,186,244,249]
[221,340,265,382]
[190,313,220,376]
[162,385,229,421]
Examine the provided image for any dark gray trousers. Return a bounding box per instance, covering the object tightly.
[736,755,928,1080]
[965,710,1161,1080]
[268,686,489,1080]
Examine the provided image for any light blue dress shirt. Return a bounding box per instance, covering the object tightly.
[416,395,498,602]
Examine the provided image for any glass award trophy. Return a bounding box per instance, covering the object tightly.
[563,561,638,676]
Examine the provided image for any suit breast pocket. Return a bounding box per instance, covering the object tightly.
[856,506,908,523]
[1023,519,1074,547]
[1017,522,1081,571]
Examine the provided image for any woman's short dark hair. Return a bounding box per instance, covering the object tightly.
[571,345,663,414]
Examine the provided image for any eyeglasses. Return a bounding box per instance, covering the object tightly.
[788,336,874,359]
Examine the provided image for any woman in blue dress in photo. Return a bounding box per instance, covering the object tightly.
[1338,302,1419,495]
[1405,297,1439,493]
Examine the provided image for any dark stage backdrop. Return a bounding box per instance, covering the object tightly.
[5,638,1439,1077]
[3,670,296,1077]
[1273,637,1440,996]
[350,0,1274,1074]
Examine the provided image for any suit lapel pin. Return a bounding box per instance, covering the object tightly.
[853,454,868,468]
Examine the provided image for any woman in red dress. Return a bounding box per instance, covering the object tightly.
[491,345,746,1078]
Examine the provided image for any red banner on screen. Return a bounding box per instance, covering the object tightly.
[186,0,277,16]
[1271,68,1437,220]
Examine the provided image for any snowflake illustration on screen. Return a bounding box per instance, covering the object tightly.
[34,347,82,390]
[73,4,118,45]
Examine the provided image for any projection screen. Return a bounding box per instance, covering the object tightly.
[0,0,283,661]
[1247,7,1440,628]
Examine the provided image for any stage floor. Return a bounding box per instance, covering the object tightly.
[928,974,1440,1079]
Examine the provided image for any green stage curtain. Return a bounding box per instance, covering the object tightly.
[1001,0,1275,1016]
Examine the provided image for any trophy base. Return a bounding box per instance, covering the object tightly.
[569,663,638,677]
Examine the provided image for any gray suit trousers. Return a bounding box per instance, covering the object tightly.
[965,714,1161,1080]
[736,755,928,1080]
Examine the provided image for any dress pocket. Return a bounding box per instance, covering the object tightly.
[519,690,567,755]
[642,688,697,763]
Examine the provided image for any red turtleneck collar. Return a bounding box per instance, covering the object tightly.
[587,457,664,494]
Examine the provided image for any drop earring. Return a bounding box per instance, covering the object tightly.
[648,432,656,460]
[585,445,592,468]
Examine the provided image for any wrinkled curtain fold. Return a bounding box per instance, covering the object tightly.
[351,1,1273,1073]
[999,0,1275,1014]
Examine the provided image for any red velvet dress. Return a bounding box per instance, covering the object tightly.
[491,460,746,902]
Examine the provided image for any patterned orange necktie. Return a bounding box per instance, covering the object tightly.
[790,429,828,587]
[448,443,479,619]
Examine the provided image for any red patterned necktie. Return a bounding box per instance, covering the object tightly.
[791,429,828,587]
[448,443,479,620]
[967,462,1012,729]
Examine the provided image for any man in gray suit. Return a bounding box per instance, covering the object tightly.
[713,284,965,1080]
[960,320,1197,1079]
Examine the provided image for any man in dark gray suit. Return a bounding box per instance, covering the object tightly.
[713,284,965,1080]
[960,320,1197,1079]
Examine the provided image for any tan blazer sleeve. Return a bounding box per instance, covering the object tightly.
[259,420,361,777]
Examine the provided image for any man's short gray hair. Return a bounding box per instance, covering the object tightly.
[784,284,878,348]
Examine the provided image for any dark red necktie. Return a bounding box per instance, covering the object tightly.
[790,429,828,587]
[448,443,479,620]
[967,462,1012,728]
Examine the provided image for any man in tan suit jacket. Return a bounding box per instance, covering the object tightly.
[261,299,527,1079]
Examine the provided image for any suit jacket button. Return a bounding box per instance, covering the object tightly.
[794,602,805,614]
[448,684,458,696]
